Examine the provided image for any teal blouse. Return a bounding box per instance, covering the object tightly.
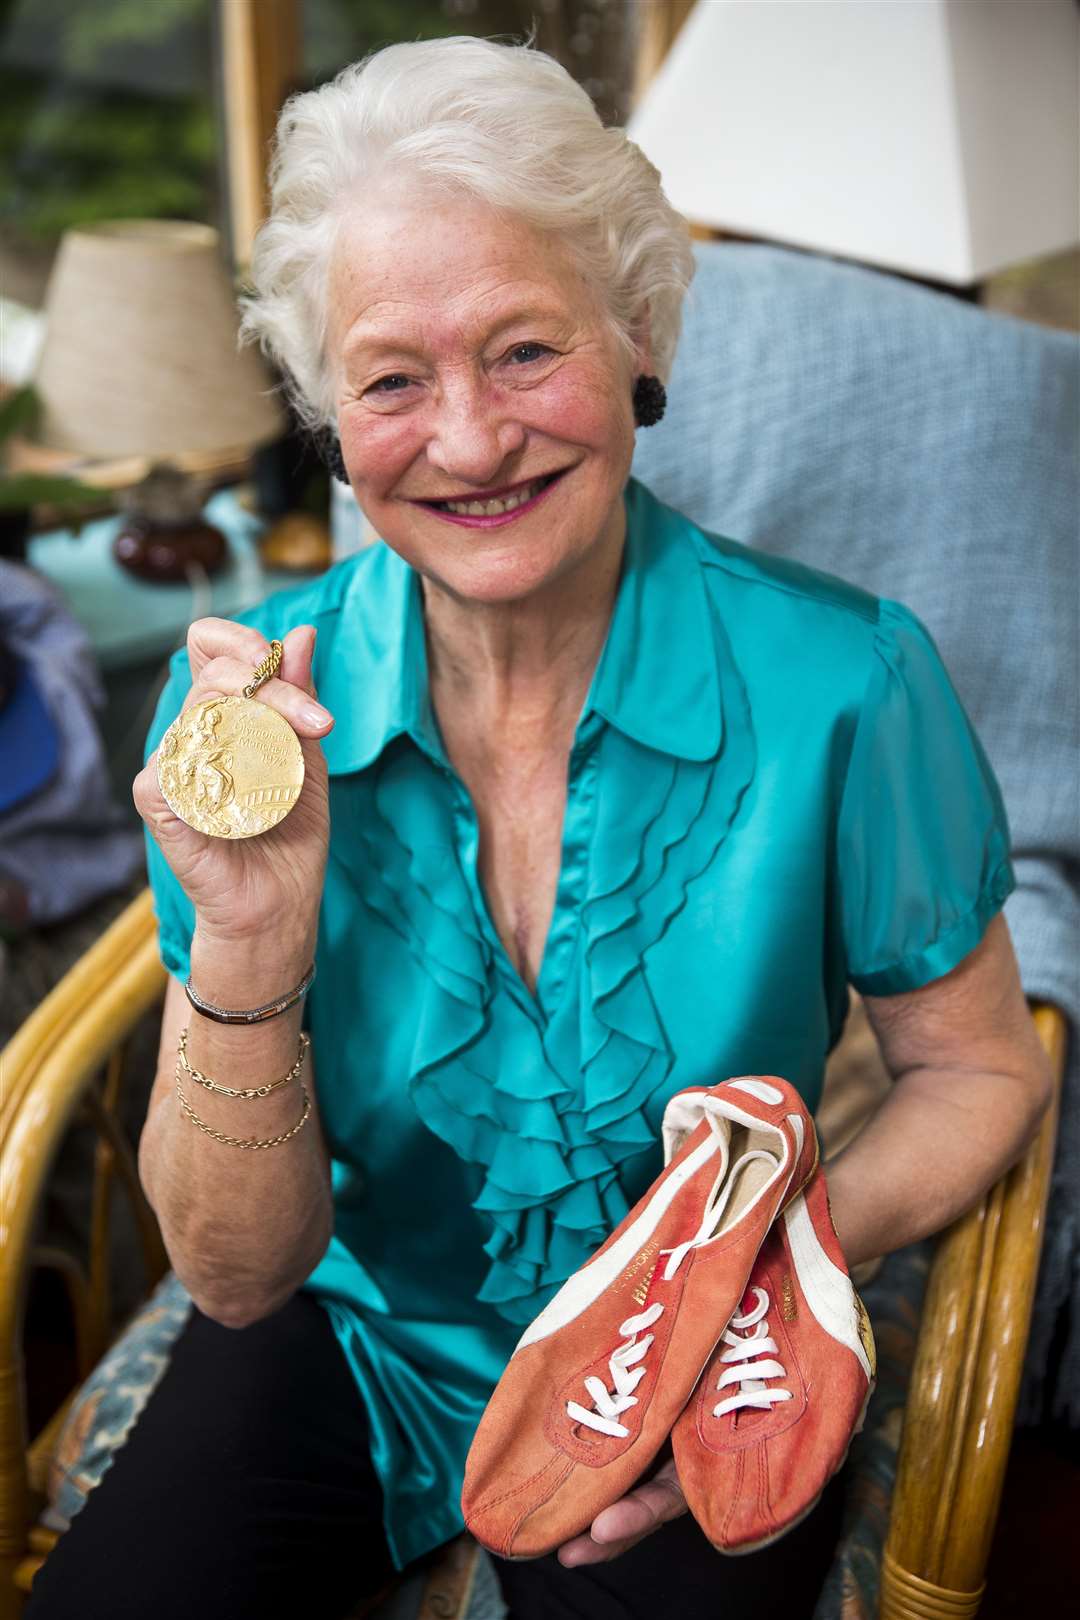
[145,479,1013,1567]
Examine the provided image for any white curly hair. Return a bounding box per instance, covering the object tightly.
[239,35,695,432]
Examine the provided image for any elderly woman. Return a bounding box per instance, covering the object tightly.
[26,35,1050,1620]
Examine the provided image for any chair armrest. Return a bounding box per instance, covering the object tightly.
[880,1002,1067,1620]
[0,888,166,1609]
[1,889,163,1138]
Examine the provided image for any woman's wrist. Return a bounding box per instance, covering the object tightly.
[181,934,315,1117]
[189,924,318,1014]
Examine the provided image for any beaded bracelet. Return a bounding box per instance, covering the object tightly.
[184,962,315,1025]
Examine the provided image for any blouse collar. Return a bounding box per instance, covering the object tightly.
[585,478,723,761]
[320,476,724,776]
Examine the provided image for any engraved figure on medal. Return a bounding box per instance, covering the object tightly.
[156,640,305,839]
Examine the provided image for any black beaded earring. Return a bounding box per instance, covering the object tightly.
[633,374,667,428]
[315,430,349,483]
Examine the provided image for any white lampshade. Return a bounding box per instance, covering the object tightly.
[33,220,285,459]
[629,0,1080,285]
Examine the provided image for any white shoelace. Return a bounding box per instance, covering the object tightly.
[711,1285,792,1418]
[566,1301,665,1438]
[566,1131,779,1440]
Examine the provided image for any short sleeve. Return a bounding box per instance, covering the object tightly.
[837,598,1015,997]
[144,645,197,982]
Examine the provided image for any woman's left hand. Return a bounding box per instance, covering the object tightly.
[555,1454,689,1566]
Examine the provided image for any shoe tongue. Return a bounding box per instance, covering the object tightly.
[711,1147,781,1238]
[661,1093,732,1168]
[730,1404,774,1434]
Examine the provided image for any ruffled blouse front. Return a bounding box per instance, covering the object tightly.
[145,479,1013,1568]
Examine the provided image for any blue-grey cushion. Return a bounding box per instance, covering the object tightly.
[634,242,1080,1421]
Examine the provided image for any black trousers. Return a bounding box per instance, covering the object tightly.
[25,1292,844,1620]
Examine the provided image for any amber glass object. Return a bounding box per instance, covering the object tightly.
[112,464,227,583]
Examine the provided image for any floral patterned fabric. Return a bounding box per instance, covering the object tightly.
[44,1270,192,1533]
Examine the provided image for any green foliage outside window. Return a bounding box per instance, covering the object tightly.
[0,0,218,252]
[306,0,451,84]
[0,0,631,302]
[307,1,632,124]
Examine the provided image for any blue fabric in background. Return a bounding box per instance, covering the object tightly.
[0,561,143,923]
[633,241,1080,1422]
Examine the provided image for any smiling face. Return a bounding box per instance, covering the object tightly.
[328,192,644,605]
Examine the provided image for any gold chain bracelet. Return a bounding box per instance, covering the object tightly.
[175,1078,312,1150]
[176,1027,309,1098]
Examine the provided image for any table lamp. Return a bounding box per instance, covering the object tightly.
[30,220,285,581]
[628,0,1080,287]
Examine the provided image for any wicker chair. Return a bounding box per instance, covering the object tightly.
[0,885,1066,1619]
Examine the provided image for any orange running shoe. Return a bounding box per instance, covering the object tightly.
[672,1165,875,1554]
[461,1076,818,1560]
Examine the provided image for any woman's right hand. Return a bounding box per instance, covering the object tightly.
[133,619,334,949]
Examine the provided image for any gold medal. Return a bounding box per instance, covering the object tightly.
[156,641,305,839]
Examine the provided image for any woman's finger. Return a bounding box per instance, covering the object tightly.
[185,616,273,682]
[183,655,333,737]
[132,753,213,846]
[556,1461,687,1567]
[132,756,168,826]
[277,623,319,698]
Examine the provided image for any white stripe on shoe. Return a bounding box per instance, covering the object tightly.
[783,1193,873,1381]
[518,1094,797,1355]
[728,1079,785,1105]
[514,1125,731,1352]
